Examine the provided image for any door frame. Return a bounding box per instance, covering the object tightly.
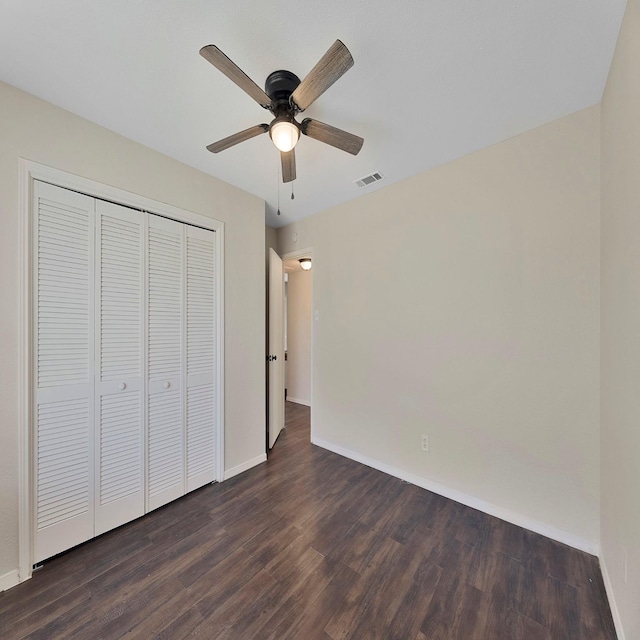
[281,247,314,441]
[18,159,225,583]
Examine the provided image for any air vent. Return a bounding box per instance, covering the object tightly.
[355,172,384,188]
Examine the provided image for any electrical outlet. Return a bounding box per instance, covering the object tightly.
[421,434,429,452]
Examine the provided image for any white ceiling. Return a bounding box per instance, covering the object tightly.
[0,1,626,228]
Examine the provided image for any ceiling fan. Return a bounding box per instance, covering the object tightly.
[200,40,364,183]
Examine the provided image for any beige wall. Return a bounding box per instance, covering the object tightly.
[0,81,266,582]
[278,106,601,549]
[286,269,312,405]
[265,226,278,322]
[265,225,278,259]
[601,0,640,636]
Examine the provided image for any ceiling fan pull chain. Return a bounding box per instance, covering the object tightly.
[291,183,295,200]
[277,161,281,215]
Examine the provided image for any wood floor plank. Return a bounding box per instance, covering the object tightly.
[182,546,265,622]
[214,545,326,639]
[577,569,620,639]
[384,554,443,640]
[510,609,553,640]
[193,569,277,637]
[323,535,406,639]
[260,559,357,640]
[388,485,435,545]
[337,537,430,640]
[241,518,304,567]
[1,584,92,639]
[419,538,480,638]
[143,605,205,640]
[0,401,617,640]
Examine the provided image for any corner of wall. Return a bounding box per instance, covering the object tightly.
[599,552,627,640]
[0,569,20,592]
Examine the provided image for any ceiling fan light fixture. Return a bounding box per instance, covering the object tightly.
[299,258,312,271]
[270,118,300,152]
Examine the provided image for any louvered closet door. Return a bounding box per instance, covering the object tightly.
[33,181,95,563]
[147,215,185,511]
[94,200,145,535]
[185,226,216,490]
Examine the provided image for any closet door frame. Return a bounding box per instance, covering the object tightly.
[18,160,225,584]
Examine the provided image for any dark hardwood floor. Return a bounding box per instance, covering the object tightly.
[1,402,616,639]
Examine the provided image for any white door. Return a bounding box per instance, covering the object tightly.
[268,248,285,448]
[33,181,95,563]
[147,215,184,511]
[32,179,220,562]
[185,226,217,490]
[94,200,145,535]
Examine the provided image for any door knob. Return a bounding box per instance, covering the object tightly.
[164,381,170,389]
[119,382,126,390]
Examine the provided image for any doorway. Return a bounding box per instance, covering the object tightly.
[283,251,313,431]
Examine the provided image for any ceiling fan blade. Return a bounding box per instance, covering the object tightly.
[281,149,296,183]
[291,40,354,111]
[200,45,272,108]
[300,118,364,155]
[206,124,269,153]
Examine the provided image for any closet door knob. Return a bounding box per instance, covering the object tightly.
[164,381,170,389]
[119,383,126,390]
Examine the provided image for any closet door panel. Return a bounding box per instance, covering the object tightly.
[94,201,145,535]
[33,181,95,563]
[147,216,184,510]
[33,181,219,562]
[186,227,216,490]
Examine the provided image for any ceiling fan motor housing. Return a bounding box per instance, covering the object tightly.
[265,70,301,115]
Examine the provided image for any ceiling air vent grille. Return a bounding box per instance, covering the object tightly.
[355,172,384,188]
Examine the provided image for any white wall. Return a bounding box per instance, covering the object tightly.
[265,226,278,331]
[286,269,312,406]
[0,81,266,585]
[278,106,601,550]
[265,225,278,260]
[600,0,640,636]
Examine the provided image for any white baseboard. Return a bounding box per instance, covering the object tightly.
[600,553,626,640]
[312,437,598,555]
[0,569,20,592]
[286,397,310,407]
[224,453,267,481]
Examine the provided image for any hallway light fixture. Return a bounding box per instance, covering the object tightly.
[299,258,312,271]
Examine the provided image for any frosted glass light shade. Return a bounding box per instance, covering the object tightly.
[270,120,299,152]
[299,258,312,270]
